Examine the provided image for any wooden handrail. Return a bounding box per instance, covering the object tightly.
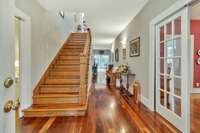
[79,29,92,104]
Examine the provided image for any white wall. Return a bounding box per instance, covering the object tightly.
[112,0,177,100]
[92,44,112,50]
[15,0,74,91]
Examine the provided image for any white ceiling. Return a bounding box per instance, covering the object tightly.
[38,0,148,47]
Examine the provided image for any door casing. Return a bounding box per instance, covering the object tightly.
[14,8,32,118]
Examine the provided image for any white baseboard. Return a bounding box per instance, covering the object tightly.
[141,95,151,110]
[191,88,200,93]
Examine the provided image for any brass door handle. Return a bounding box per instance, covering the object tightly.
[4,77,14,88]
[4,99,20,113]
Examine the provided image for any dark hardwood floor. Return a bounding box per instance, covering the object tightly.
[19,81,183,133]
[191,94,200,133]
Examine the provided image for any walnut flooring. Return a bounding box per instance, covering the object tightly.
[191,94,200,133]
[19,82,185,133]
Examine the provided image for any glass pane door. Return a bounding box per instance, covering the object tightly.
[156,7,190,132]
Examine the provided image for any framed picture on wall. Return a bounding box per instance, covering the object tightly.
[129,37,140,57]
[122,49,126,60]
[115,49,119,62]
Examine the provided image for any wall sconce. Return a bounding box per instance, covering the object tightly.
[120,41,127,49]
[59,11,64,19]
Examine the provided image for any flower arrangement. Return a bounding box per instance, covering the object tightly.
[115,64,128,73]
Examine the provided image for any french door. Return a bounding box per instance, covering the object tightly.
[156,7,190,132]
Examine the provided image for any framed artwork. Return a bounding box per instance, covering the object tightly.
[129,37,140,57]
[122,49,126,60]
[111,53,114,63]
[115,49,119,62]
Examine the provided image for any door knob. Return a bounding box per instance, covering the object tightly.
[4,99,20,113]
[4,77,14,88]
[4,100,13,113]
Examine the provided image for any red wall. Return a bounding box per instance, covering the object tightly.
[191,20,200,88]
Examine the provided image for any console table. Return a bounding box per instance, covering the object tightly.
[118,73,136,97]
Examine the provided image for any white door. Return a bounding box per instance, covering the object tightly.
[0,1,16,133]
[156,7,190,132]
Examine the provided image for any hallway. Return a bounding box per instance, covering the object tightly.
[19,85,141,132]
[19,71,181,133]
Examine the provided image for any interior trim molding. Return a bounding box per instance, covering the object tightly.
[141,95,151,110]
[191,88,200,93]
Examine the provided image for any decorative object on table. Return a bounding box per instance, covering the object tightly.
[115,64,128,73]
[115,48,119,62]
[77,24,82,32]
[122,49,126,60]
[129,37,140,57]
[132,81,141,104]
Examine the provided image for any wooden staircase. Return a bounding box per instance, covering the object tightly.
[23,32,92,117]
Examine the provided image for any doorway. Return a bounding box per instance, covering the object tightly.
[93,54,110,87]
[14,8,31,133]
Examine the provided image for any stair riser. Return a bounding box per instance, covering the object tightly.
[33,97,79,104]
[49,71,79,76]
[51,66,80,72]
[65,43,85,46]
[59,56,80,60]
[52,66,80,70]
[61,48,83,52]
[45,79,80,85]
[56,61,80,65]
[68,41,85,43]
[40,87,79,94]
[48,75,80,79]
[69,36,86,39]
[23,110,86,117]
[59,53,80,56]
[63,46,84,49]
